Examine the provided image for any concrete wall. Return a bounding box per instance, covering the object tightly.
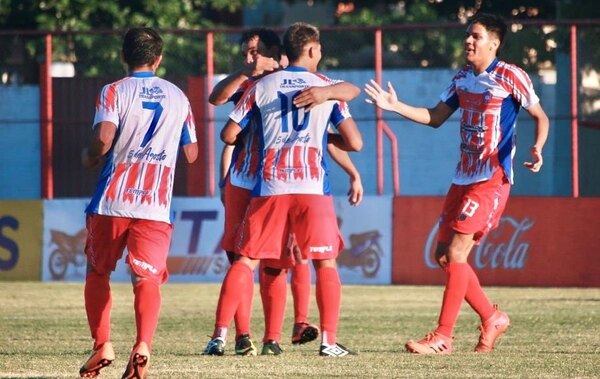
[0,85,40,199]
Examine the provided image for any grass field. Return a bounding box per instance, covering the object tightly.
[0,282,598,378]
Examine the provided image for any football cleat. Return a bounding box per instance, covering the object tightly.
[291,322,320,345]
[121,341,149,379]
[475,306,510,352]
[235,334,257,356]
[261,340,284,355]
[319,343,356,357]
[79,342,115,378]
[405,332,453,354]
[202,337,225,356]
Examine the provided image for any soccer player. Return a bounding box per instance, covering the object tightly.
[208,28,363,356]
[204,22,363,357]
[365,12,549,354]
[79,27,198,377]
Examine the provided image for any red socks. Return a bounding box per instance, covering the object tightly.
[465,265,495,322]
[260,264,288,342]
[436,262,496,337]
[84,272,112,349]
[214,261,254,338]
[133,279,161,350]
[436,262,470,338]
[291,262,311,324]
[315,266,341,345]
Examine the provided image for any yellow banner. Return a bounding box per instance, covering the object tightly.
[0,201,43,281]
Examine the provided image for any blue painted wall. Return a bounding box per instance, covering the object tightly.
[0,85,40,199]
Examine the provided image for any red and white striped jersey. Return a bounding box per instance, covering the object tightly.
[227,77,261,190]
[228,66,351,196]
[85,72,197,223]
[440,59,539,185]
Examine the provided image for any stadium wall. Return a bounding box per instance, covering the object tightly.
[392,197,600,287]
[1,197,598,287]
[2,68,592,199]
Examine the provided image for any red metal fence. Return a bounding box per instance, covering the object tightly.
[2,20,599,198]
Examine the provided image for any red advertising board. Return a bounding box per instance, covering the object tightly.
[392,197,600,287]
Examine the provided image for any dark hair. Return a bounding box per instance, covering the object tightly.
[468,13,507,50]
[122,27,163,70]
[240,27,282,61]
[283,22,320,63]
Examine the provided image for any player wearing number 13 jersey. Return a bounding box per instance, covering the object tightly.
[79,28,197,379]
[365,13,549,355]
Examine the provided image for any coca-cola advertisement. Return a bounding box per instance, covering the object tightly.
[392,197,600,287]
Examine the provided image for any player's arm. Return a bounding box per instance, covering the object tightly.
[329,118,363,152]
[327,144,363,206]
[218,144,234,204]
[221,119,243,146]
[182,142,198,164]
[293,82,361,111]
[209,56,279,106]
[523,102,550,173]
[364,80,454,128]
[82,121,116,168]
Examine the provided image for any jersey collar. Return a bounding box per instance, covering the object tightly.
[130,71,155,78]
[285,66,309,72]
[485,58,499,73]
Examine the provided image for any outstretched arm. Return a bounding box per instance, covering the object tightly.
[523,102,550,173]
[327,143,363,206]
[364,80,454,128]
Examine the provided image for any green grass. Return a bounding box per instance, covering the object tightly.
[0,283,599,378]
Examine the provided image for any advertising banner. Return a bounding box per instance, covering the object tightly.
[392,197,600,287]
[42,196,392,284]
[0,201,43,281]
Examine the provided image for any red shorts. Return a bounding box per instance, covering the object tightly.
[221,178,251,252]
[262,232,299,269]
[438,169,511,243]
[236,194,344,261]
[85,214,173,284]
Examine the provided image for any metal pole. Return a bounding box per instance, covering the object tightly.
[41,33,54,199]
[570,25,579,198]
[206,31,215,197]
[375,29,384,195]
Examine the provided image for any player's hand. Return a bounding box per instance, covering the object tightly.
[293,86,328,111]
[364,80,398,112]
[524,146,543,173]
[245,55,279,77]
[347,175,363,206]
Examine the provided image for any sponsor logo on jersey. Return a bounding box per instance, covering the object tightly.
[127,147,168,162]
[140,86,166,100]
[281,78,307,88]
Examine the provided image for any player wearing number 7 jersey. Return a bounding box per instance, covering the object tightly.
[79,27,198,378]
[205,22,362,357]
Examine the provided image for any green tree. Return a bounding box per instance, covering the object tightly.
[0,0,257,81]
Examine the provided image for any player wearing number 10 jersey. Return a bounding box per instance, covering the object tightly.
[79,27,197,379]
[205,22,363,357]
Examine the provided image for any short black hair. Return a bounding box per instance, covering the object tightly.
[122,27,163,70]
[283,22,320,63]
[240,27,282,61]
[468,13,507,50]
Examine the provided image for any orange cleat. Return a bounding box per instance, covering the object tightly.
[405,332,453,354]
[79,342,115,378]
[121,342,150,379]
[475,306,510,352]
[291,322,320,345]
